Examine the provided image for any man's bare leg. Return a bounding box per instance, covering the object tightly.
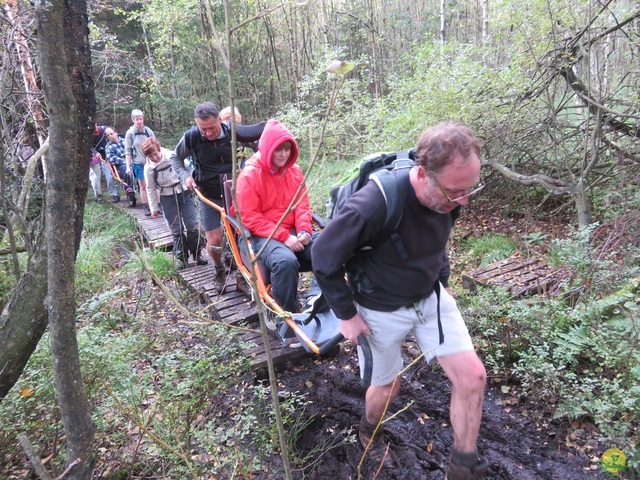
[205,228,223,265]
[364,379,401,424]
[139,178,148,204]
[358,378,400,468]
[438,351,486,452]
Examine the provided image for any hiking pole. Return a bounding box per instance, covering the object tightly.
[172,187,188,267]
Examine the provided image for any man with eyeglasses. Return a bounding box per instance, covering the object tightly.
[312,122,488,479]
[170,102,265,292]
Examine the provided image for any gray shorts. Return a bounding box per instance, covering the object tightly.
[198,196,223,232]
[356,284,475,386]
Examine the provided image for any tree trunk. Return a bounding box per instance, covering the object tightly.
[285,5,299,98]
[36,0,96,476]
[574,182,592,227]
[0,230,48,400]
[482,0,489,42]
[2,0,49,247]
[263,14,283,106]
[142,25,164,99]
[366,0,380,98]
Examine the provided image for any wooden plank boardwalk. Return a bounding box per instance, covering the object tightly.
[462,253,569,297]
[115,198,313,372]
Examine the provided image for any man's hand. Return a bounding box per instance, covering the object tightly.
[297,231,311,245]
[340,313,371,344]
[183,176,196,191]
[285,234,304,252]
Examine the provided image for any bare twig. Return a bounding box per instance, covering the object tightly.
[54,458,82,480]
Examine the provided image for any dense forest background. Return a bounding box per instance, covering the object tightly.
[16,0,640,224]
[3,0,639,224]
[1,0,640,478]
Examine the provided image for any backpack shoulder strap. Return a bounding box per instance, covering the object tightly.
[127,130,136,156]
[153,163,179,189]
[367,152,412,257]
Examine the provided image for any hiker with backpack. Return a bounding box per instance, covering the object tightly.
[312,122,489,479]
[141,137,207,270]
[170,102,265,292]
[124,109,155,216]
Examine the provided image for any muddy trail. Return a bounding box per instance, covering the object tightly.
[265,339,610,480]
[246,200,617,479]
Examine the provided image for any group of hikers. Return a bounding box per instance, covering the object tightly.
[93,102,489,479]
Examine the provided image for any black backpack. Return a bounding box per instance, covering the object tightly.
[327,150,415,256]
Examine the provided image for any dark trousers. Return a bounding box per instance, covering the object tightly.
[160,190,204,261]
[114,163,136,192]
[243,232,320,313]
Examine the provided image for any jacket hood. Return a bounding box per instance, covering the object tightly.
[256,119,298,173]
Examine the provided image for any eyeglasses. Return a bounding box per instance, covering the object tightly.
[430,174,485,203]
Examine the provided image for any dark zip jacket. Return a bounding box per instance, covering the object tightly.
[312,176,458,320]
[170,121,265,199]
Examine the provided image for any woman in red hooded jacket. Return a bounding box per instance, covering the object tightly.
[234,119,317,315]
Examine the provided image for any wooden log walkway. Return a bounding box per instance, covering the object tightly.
[117,199,313,372]
[462,253,569,297]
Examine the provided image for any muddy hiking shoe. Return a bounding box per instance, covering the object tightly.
[194,252,208,266]
[445,449,489,480]
[213,264,227,293]
[359,416,394,468]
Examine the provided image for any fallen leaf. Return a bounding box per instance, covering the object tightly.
[19,387,35,398]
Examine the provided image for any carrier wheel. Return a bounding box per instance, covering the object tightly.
[127,191,136,207]
[263,311,279,331]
